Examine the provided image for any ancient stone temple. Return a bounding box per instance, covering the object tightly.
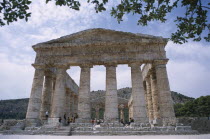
[24,28,185,135]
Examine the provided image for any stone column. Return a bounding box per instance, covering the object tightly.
[50,65,68,125]
[150,69,161,124]
[154,60,176,126]
[70,93,74,117]
[145,76,154,123]
[77,64,92,123]
[129,104,133,120]
[120,109,124,122]
[50,76,56,115]
[26,64,45,126]
[104,64,119,123]
[129,63,148,123]
[40,71,53,120]
[95,107,100,120]
[65,90,71,118]
[143,81,149,118]
[74,95,78,115]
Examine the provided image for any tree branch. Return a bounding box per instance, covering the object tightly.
[201,6,210,10]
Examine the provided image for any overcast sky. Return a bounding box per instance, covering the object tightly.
[0,1,209,100]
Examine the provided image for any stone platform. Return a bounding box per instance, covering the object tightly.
[1,122,198,136]
[69,123,198,136]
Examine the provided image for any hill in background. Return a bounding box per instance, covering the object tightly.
[0,87,194,119]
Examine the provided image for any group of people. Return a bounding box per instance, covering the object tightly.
[91,119,104,125]
[120,118,134,126]
[45,111,78,125]
[90,118,134,126]
[45,111,135,126]
[59,113,78,125]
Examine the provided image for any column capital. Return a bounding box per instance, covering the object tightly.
[153,59,169,66]
[104,63,117,67]
[128,62,143,68]
[32,64,46,70]
[79,64,93,68]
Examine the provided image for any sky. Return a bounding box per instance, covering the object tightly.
[0,0,209,100]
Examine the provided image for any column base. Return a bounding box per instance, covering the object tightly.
[47,118,60,126]
[133,117,149,123]
[152,118,162,126]
[152,117,177,126]
[25,118,41,127]
[104,117,120,123]
[130,122,150,127]
[75,118,91,123]
[162,117,177,126]
[101,122,123,127]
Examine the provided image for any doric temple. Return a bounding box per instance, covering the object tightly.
[26,28,176,128]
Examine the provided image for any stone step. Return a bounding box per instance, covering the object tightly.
[53,131,70,136]
[71,130,199,136]
[71,130,157,135]
[73,127,152,132]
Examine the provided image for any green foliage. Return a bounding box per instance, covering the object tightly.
[0,0,31,26]
[0,0,209,44]
[0,98,28,119]
[174,95,210,117]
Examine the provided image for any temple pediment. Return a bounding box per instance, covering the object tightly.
[33,28,167,50]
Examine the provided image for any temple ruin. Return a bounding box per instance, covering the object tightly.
[24,28,189,135]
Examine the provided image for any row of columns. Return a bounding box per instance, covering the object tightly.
[26,60,175,126]
[26,63,148,124]
[144,60,176,126]
[76,63,148,123]
[26,65,78,126]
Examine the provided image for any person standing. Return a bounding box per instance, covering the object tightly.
[64,113,67,125]
[45,111,49,119]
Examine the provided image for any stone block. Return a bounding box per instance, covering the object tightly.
[175,126,192,131]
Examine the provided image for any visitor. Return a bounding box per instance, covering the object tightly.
[67,117,70,125]
[70,116,74,123]
[120,119,125,126]
[64,113,66,120]
[94,118,97,125]
[97,119,100,125]
[91,119,94,125]
[129,118,134,125]
[75,113,78,119]
[59,117,62,123]
[45,111,49,119]
[64,113,66,124]
[131,118,134,123]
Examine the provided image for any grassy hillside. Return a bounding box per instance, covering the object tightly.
[0,88,195,119]
[0,98,28,119]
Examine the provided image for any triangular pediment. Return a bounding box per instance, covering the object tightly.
[33,28,167,49]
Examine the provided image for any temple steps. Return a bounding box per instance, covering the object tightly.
[70,125,199,136]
